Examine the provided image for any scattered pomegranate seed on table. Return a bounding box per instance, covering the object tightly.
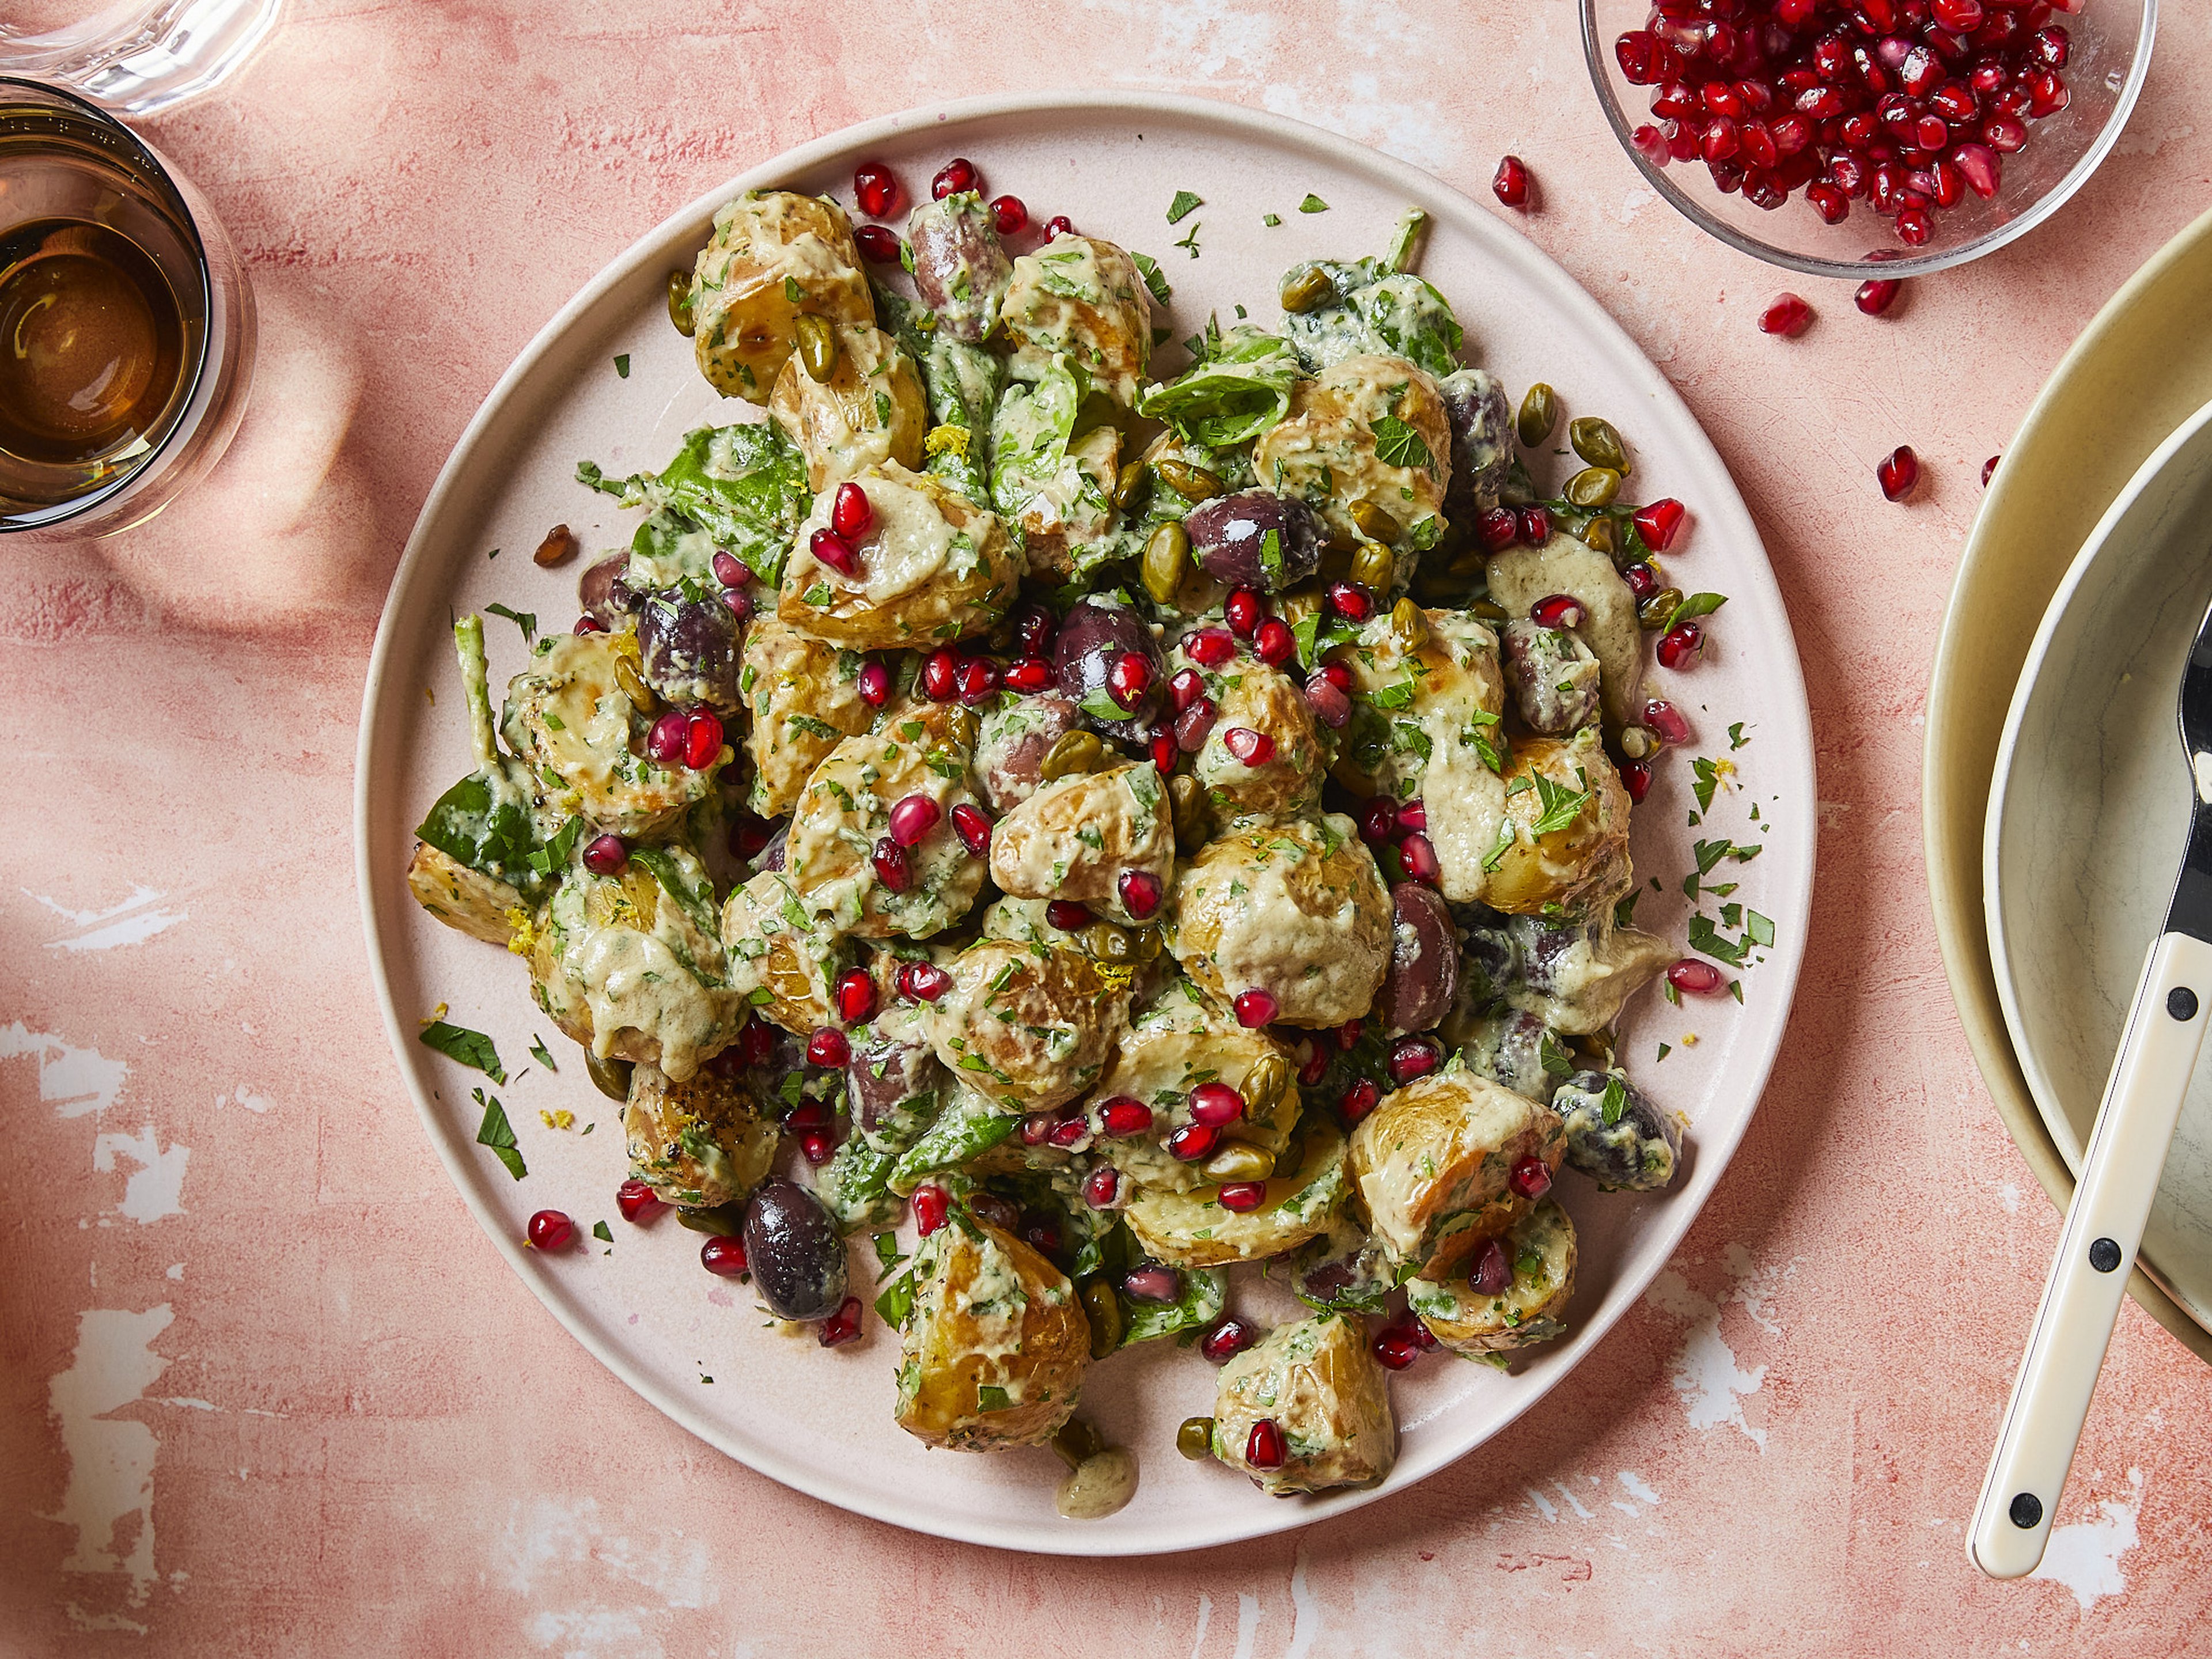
[1983,453,2001,486]
[1644,698,1693,747]
[1492,154,1530,208]
[1855,276,1902,316]
[1373,1325,1422,1370]
[1622,759,1654,803]
[1658,620,1706,670]
[527,1209,574,1250]
[1668,958,1727,995]
[1759,293,1813,337]
[1878,444,1922,502]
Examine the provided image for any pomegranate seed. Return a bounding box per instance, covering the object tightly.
[810,527,859,576]
[615,1179,664,1223]
[1338,1018,1363,1050]
[1477,506,1520,551]
[1738,120,1778,169]
[711,550,749,589]
[583,833,628,875]
[1492,154,1530,207]
[1643,698,1692,746]
[1100,1096,1153,1137]
[2031,25,2070,69]
[956,657,997,703]
[1168,666,1206,714]
[831,480,873,540]
[1305,676,1350,729]
[835,968,878,1025]
[574,615,607,635]
[931,157,980,199]
[1319,660,1353,693]
[1530,593,1586,630]
[1045,214,1074,239]
[1361,797,1399,842]
[885,793,941,849]
[785,1100,832,1131]
[1338,1080,1382,1125]
[798,1128,835,1165]
[1048,1112,1090,1149]
[638,713,684,767]
[1173,697,1218,756]
[899,960,951,1003]
[1168,1121,1221,1161]
[857,660,892,706]
[1188,1082,1246,1127]
[1469,1237,1512,1296]
[1015,604,1056,657]
[1185,627,1236,668]
[1108,650,1152,709]
[1895,205,1932,246]
[912,1184,950,1236]
[684,709,724,770]
[737,1016,775,1066]
[1046,900,1092,931]
[1388,1037,1441,1085]
[951,803,992,856]
[1373,1327,1421,1371]
[1123,1264,1180,1302]
[1298,1043,1330,1086]
[1225,588,1264,639]
[854,160,899,217]
[818,1296,862,1347]
[1223,728,1275,766]
[1396,799,1427,834]
[1082,1165,1121,1210]
[1118,869,1164,920]
[1658,620,1706,670]
[700,1234,749,1277]
[1983,453,2001,486]
[1246,1419,1286,1470]
[1806,180,1850,223]
[872,836,912,893]
[1509,1156,1553,1200]
[1200,1317,1257,1364]
[1633,123,1671,165]
[719,586,753,623]
[1931,0,1984,29]
[1149,732,1179,774]
[1397,832,1441,885]
[854,224,902,264]
[1623,563,1659,603]
[1021,1215,1062,1256]
[1622,759,1654,803]
[1217,1181,1267,1213]
[1855,276,1902,315]
[1759,293,1813,336]
[1877,444,1921,502]
[1984,113,2027,151]
[1253,618,1295,667]
[1232,988,1279,1029]
[922,647,959,700]
[1953,141,2001,197]
[1665,957,1730,1000]
[1616,29,1662,84]
[1518,506,1552,545]
[1408,1319,1438,1352]
[1005,656,1052,694]
[988,194,1028,234]
[806,1027,850,1068]
[970,1192,1018,1233]
[1633,498,1685,552]
[2027,69,2069,117]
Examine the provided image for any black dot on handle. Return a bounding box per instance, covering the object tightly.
[2169,987,2199,1022]
[2009,1492,2044,1530]
[2090,1237,2123,1274]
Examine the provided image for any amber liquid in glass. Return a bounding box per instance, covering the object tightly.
[0,215,184,468]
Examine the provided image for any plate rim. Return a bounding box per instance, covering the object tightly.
[353,87,1817,1553]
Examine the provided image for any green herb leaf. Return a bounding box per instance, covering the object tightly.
[529,1034,558,1072]
[1372,414,1434,474]
[421,1021,506,1083]
[1728,721,1751,751]
[1600,1075,1628,1126]
[592,1219,613,1243]
[1667,590,1728,629]
[783,275,803,304]
[1263,212,1282,228]
[874,1271,916,1330]
[1298,194,1329,214]
[1078,687,1131,722]
[1166,189,1204,224]
[976,1384,1012,1412]
[1132,251,1172,306]
[474,1090,527,1179]
[484,603,536,645]
[525,815,585,877]
[1528,774,1592,836]
[1745,909,1775,948]
[1691,756,1722,813]
[613,354,631,379]
[1687,914,1749,966]
[1173,221,1202,259]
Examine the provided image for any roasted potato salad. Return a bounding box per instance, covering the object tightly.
[406,842,521,947]
[1250,354,1451,546]
[988,762,1174,926]
[999,235,1152,407]
[1406,1197,1577,1355]
[1124,1116,1350,1267]
[1182,649,1330,821]
[688,190,873,400]
[920,936,1127,1115]
[1484,728,1633,918]
[740,613,874,819]
[1211,1313,1396,1495]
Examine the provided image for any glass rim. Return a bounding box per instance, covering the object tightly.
[1575,0,2161,282]
[0,73,215,533]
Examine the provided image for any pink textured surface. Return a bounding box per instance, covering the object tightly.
[4,3,2210,1653]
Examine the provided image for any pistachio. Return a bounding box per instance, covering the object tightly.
[1639,587,1684,631]
[614,654,660,715]
[1279,264,1335,314]
[1469,597,1510,624]
[1168,772,1208,850]
[1154,457,1226,503]
[1131,925,1164,962]
[1565,466,1623,509]
[674,1202,743,1235]
[1619,725,1658,760]
[1040,730,1105,781]
[1085,921,1135,964]
[1080,1278,1124,1359]
[1052,1415,1106,1470]
[533,523,579,569]
[1350,540,1396,593]
[1203,1143,1275,1183]
[795,312,839,382]
[1244,1053,1291,1113]
[1348,498,1396,544]
[1581,517,1619,557]
[1390,596,1431,650]
[1517,382,1558,448]
[1177,1416,1215,1461]
[666,268,696,336]
[1114,458,1150,511]
[585,1051,634,1103]
[1569,416,1630,474]
[1141,521,1191,607]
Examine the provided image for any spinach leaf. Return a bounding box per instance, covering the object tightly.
[578,421,809,586]
[889,1093,1017,1193]
[414,614,549,893]
[1136,323,1305,448]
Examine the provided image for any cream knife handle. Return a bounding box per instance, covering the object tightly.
[1969,930,2212,1578]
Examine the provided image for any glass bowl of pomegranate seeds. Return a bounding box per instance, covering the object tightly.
[1582,0,2156,277]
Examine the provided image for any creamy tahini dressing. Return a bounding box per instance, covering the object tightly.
[1484,536,1644,730]
[790,463,956,605]
[547,866,740,1083]
[773,325,912,489]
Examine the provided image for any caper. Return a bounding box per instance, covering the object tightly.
[614,654,659,715]
[1639,587,1684,631]
[1115,459,1151,511]
[795,312,839,382]
[1569,416,1629,474]
[1517,382,1558,448]
[675,1202,743,1235]
[1469,597,1510,624]
[1154,457,1226,503]
[1177,1416,1215,1461]
[1040,730,1105,781]
[1053,1415,1106,1469]
[1244,1054,1290,1113]
[1390,596,1430,651]
[1581,517,1619,558]
[1085,922,1135,964]
[1349,498,1396,544]
[1080,1278,1124,1359]
[1350,540,1396,593]
[585,1051,634,1103]
[1279,264,1335,314]
[1169,772,1208,850]
[666,268,696,336]
[1141,521,1191,607]
[1565,466,1622,509]
[1203,1143,1276,1184]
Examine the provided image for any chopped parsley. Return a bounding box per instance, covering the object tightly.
[1745,909,1776,948]
[1668,590,1729,628]
[613,354,631,379]
[484,603,536,645]
[1528,774,1592,836]
[1173,220,1202,259]
[1600,1075,1628,1126]
[1298,194,1329,214]
[528,1035,558,1072]
[976,1384,1012,1412]
[1263,212,1282,227]
[420,1021,505,1082]
[1079,687,1131,722]
[783,275,804,303]
[473,1089,526,1180]
[1691,756,1724,813]
[1132,251,1172,306]
[1728,721,1752,751]
[1372,414,1434,474]
[592,1219,613,1243]
[1166,189,1204,224]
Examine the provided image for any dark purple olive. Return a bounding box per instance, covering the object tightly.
[974,694,1081,813]
[1440,367,1513,511]
[1182,490,1325,593]
[579,553,632,626]
[845,1035,946,1151]
[906,192,1012,344]
[1122,1263,1182,1304]
[1459,918,1520,1003]
[1555,1069,1680,1191]
[742,1180,849,1320]
[1052,597,1164,741]
[968,1191,1021,1234]
[1461,1009,1560,1104]
[1379,882,1460,1035]
[1291,1221,1397,1314]
[638,590,743,712]
[1516,919,1583,997]
[751,819,789,874]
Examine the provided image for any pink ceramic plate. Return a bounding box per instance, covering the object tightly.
[355,92,1814,1554]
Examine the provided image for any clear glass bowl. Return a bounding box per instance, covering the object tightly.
[1580,0,2157,281]
[0,0,282,118]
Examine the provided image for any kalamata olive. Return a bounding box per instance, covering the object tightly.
[578,553,633,626]
[1052,597,1164,741]
[906,192,1013,344]
[975,693,1082,813]
[968,1191,1020,1233]
[1554,1069,1681,1191]
[1440,366,1513,511]
[1460,1009,1564,1104]
[846,1035,946,1151]
[1182,491,1325,593]
[742,1180,850,1321]
[1514,917,1584,998]
[1457,910,1520,1002]
[1379,882,1460,1035]
[1501,619,1601,736]
[1291,1219,1399,1314]
[638,590,744,712]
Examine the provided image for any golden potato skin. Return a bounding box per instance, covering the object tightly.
[895,1217,1089,1451]
[988,762,1173,926]
[921,937,1128,1114]
[1124,1117,1349,1267]
[767,323,928,491]
[1407,1197,1577,1355]
[623,1060,777,1210]
[1483,727,1632,918]
[1349,1068,1566,1278]
[1251,354,1451,545]
[998,236,1152,406]
[778,462,1022,650]
[407,842,521,946]
[1211,1313,1397,1495]
[740,614,873,819]
[1181,652,1330,822]
[1169,816,1390,1028]
[718,868,847,1036]
[689,191,873,400]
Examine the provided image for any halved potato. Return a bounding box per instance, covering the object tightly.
[1210,1312,1396,1495]
[623,1059,777,1210]
[920,937,1127,1115]
[998,236,1152,407]
[689,190,873,401]
[988,762,1174,927]
[1250,353,1450,546]
[1484,533,1644,732]
[1182,652,1329,822]
[1406,1197,1577,1355]
[407,842,521,946]
[740,614,874,819]
[1483,727,1631,918]
[768,323,927,490]
[1124,1117,1349,1267]
[718,868,848,1036]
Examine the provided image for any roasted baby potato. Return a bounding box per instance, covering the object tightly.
[972,692,1082,815]
[406,841,522,946]
[688,190,873,400]
[502,631,724,840]
[778,461,1022,650]
[1210,1312,1396,1495]
[999,420,1118,584]
[1169,815,1390,1028]
[998,236,1153,407]
[1553,1070,1680,1191]
[920,936,1128,1114]
[1503,911,1672,1036]
[1250,353,1451,546]
[740,613,874,819]
[988,762,1175,927]
[1501,619,1601,737]
[893,1214,1089,1451]
[623,1059,777,1210]
[528,851,745,1084]
[767,323,929,491]
[1406,1196,1577,1354]
[1485,534,1645,732]
[1348,1066,1566,1278]
[718,868,849,1036]
[1181,650,1330,821]
[906,190,1013,344]
[1483,727,1632,918]
[1124,1116,1349,1267]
